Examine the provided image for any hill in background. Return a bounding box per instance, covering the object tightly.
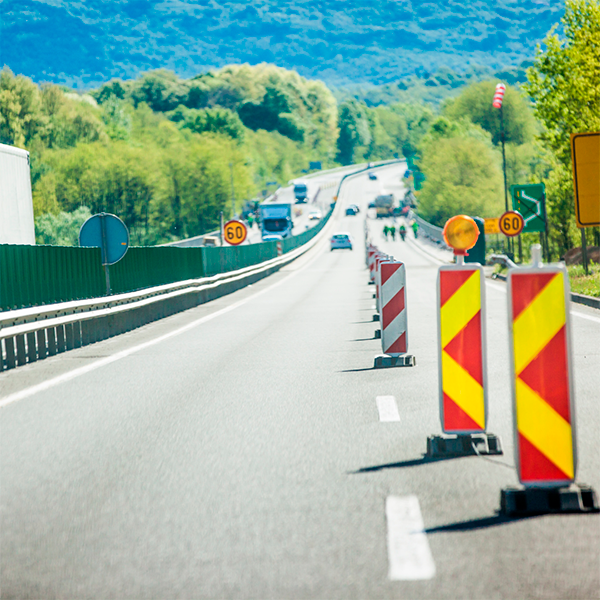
[3,0,562,88]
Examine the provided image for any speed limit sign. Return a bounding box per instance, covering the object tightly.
[499,211,525,237]
[223,219,248,245]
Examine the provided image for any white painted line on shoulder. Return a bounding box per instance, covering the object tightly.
[376,396,400,422]
[1,265,304,409]
[571,311,600,324]
[386,495,436,581]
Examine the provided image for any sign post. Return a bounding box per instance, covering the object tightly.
[79,213,129,295]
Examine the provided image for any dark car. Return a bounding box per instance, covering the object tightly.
[345,206,358,216]
[368,172,377,180]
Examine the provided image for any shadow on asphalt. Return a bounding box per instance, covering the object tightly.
[338,367,376,373]
[425,513,541,534]
[350,454,467,473]
[348,338,377,342]
[350,321,375,324]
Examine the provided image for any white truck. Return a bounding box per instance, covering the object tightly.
[259,202,294,239]
[0,143,35,244]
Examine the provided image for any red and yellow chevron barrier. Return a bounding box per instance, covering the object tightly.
[438,265,487,433]
[509,269,576,486]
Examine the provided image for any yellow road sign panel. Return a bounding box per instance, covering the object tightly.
[223,219,247,245]
[484,218,500,234]
[571,132,600,228]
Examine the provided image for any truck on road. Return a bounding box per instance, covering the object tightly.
[293,181,308,203]
[260,202,294,239]
[374,193,395,218]
[0,143,35,244]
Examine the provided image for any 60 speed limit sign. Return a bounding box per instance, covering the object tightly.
[223,219,248,245]
[499,211,525,237]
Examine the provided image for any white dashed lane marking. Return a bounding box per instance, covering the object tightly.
[386,495,436,581]
[376,395,400,422]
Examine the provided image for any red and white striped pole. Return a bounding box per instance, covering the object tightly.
[368,246,377,284]
[374,260,415,368]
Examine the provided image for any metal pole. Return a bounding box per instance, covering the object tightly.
[220,211,224,247]
[229,162,235,218]
[99,213,111,295]
[500,105,511,257]
[581,228,589,275]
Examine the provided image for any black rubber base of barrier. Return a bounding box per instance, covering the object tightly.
[372,314,380,322]
[368,281,375,285]
[500,484,599,516]
[427,433,503,458]
[373,354,416,368]
[372,293,376,299]
[374,329,381,339]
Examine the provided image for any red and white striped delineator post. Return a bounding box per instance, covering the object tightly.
[368,246,377,284]
[373,253,388,320]
[374,260,415,368]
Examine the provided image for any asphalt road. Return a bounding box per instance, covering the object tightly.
[1,165,599,599]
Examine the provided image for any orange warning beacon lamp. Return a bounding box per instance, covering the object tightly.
[443,215,480,258]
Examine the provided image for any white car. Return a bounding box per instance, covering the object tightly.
[330,233,353,251]
[308,211,322,220]
[262,234,284,242]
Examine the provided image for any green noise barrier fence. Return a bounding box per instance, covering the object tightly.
[0,208,332,312]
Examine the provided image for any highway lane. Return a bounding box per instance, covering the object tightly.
[1,165,599,599]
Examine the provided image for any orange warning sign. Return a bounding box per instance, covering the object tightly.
[508,268,576,486]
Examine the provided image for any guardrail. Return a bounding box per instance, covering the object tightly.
[0,162,401,372]
[412,213,451,249]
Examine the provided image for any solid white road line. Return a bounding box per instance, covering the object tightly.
[376,395,400,422]
[386,495,436,581]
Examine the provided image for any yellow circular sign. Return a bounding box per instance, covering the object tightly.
[499,211,524,237]
[443,215,480,252]
[223,219,248,245]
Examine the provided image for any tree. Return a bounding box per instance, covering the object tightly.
[35,206,92,246]
[417,136,503,226]
[0,67,45,147]
[525,0,600,167]
[336,101,371,165]
[443,81,536,146]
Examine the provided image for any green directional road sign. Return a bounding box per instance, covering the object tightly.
[510,184,546,233]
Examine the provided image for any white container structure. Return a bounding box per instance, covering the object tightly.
[0,143,35,245]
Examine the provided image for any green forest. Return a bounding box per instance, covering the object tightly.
[0,0,598,259]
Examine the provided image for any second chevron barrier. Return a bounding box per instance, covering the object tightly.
[427,216,502,457]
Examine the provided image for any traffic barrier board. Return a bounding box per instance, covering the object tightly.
[571,132,600,228]
[499,211,524,237]
[508,267,576,486]
[380,261,407,356]
[223,219,247,245]
[437,265,487,433]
